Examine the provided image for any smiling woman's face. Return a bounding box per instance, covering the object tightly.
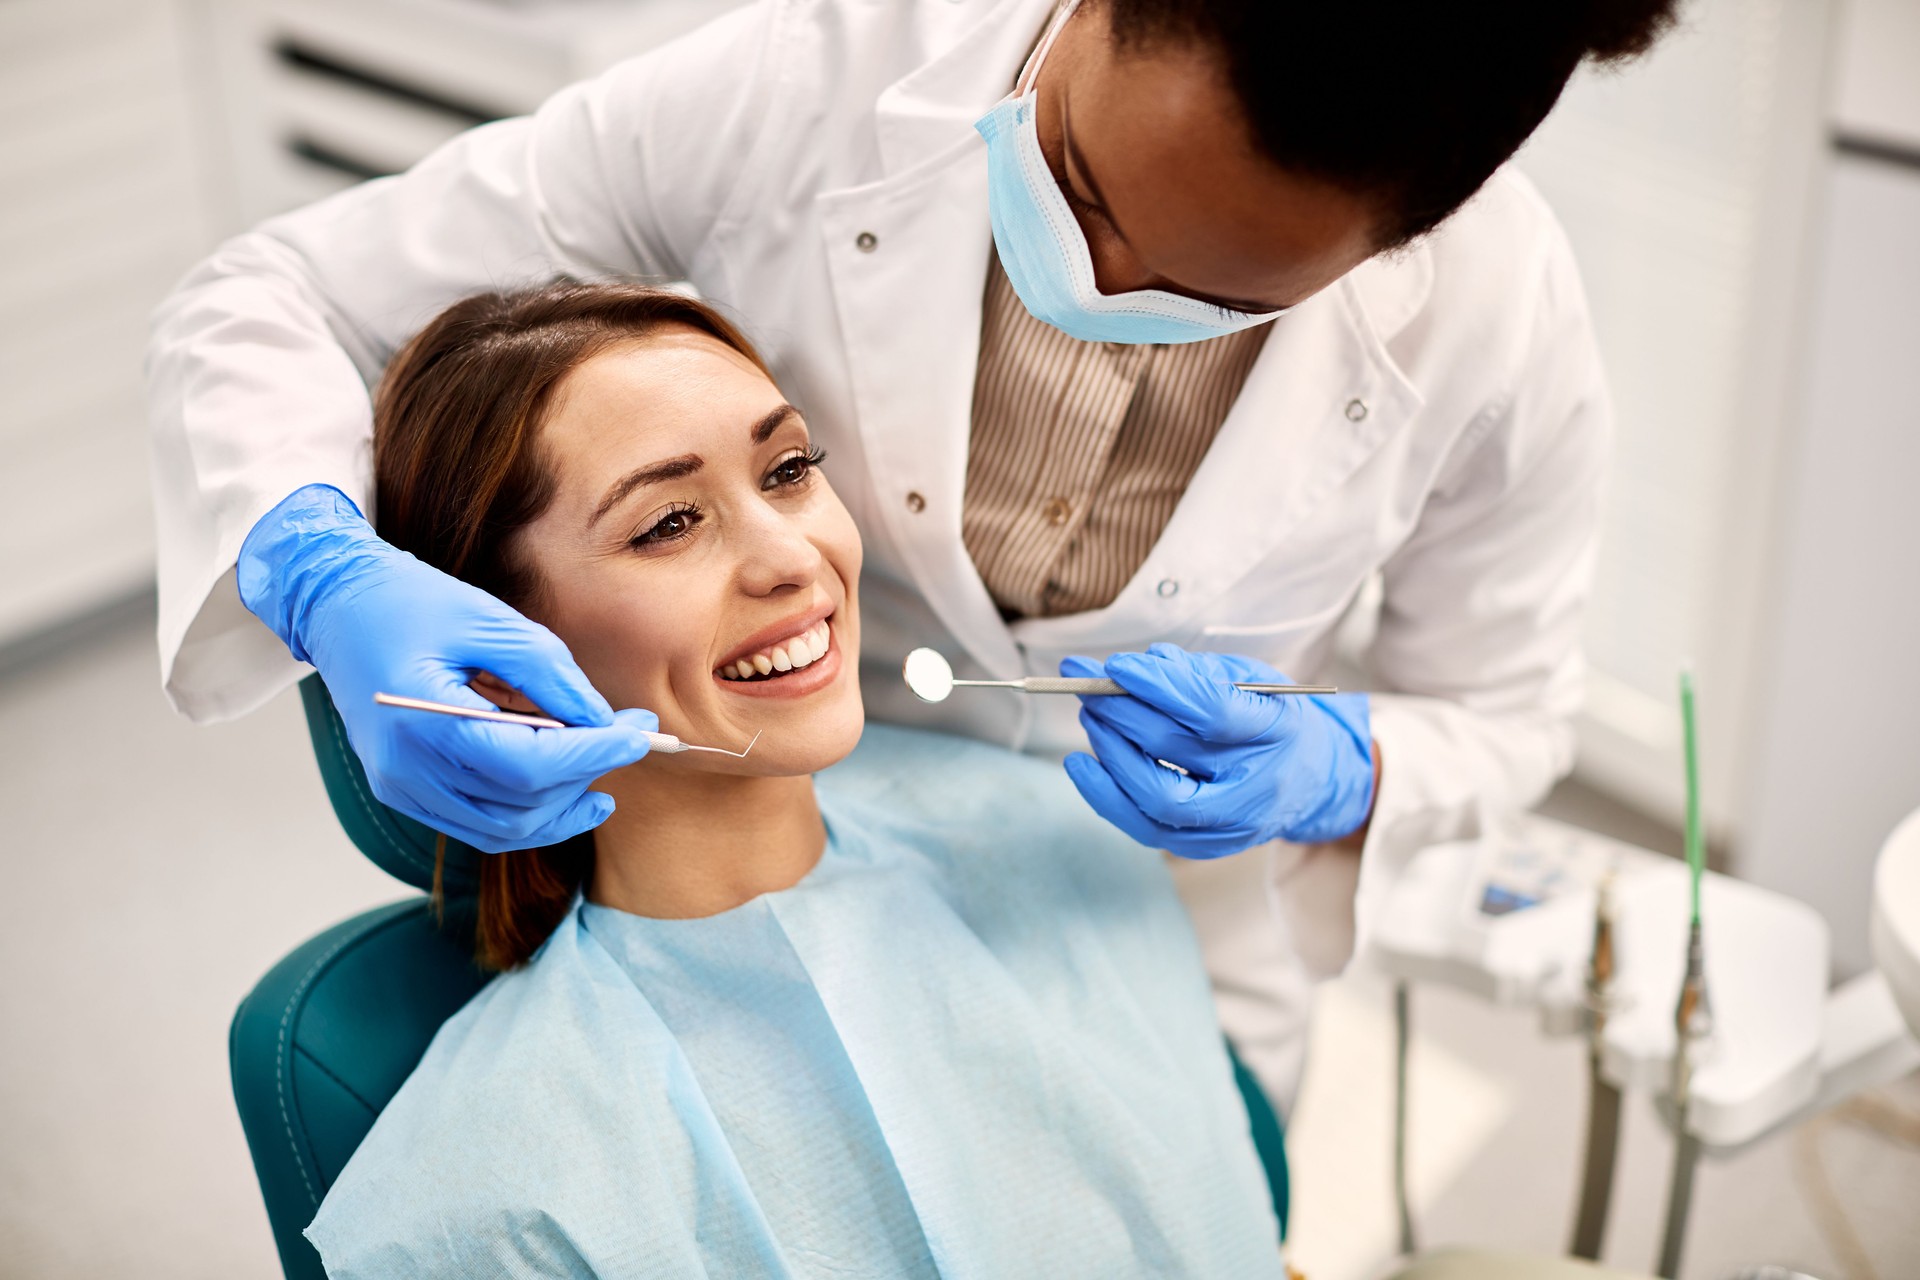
[504,327,864,778]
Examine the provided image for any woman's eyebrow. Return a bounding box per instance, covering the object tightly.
[591,455,703,527]
[751,403,801,444]
[589,405,802,527]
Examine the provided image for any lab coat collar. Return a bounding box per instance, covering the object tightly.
[873,0,1060,178]
[1346,244,1435,346]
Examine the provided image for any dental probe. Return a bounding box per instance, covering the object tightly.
[372,692,761,757]
[901,647,1336,704]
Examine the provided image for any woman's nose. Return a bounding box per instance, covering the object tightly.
[733,504,824,597]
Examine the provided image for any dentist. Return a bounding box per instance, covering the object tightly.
[149,0,1677,1101]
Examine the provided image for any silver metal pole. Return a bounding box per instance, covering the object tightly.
[1394,981,1416,1257]
[1657,1127,1703,1278]
[1656,920,1713,1279]
[1571,874,1621,1260]
[1573,1065,1623,1259]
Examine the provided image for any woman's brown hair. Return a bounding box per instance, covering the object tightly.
[372,282,770,971]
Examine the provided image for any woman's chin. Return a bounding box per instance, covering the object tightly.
[681,682,864,779]
[752,710,863,777]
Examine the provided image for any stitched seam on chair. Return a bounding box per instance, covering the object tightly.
[292,1044,380,1115]
[275,909,416,1210]
[326,703,435,880]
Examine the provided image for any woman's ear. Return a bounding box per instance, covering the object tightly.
[470,672,546,716]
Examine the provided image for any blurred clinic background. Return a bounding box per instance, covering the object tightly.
[1,0,1917,1277]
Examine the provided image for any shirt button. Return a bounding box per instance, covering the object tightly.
[1157,579,1179,598]
[904,490,926,513]
[855,231,879,253]
[1345,397,1369,422]
[1042,496,1072,526]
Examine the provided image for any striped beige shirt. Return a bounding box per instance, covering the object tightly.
[963,254,1270,618]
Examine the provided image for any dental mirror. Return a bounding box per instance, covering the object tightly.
[900,646,1337,703]
[902,647,957,703]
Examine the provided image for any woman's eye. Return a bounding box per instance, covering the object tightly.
[765,446,827,491]
[629,504,701,548]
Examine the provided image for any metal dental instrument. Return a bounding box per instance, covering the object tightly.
[1656,668,1714,1280]
[901,646,1337,704]
[372,692,761,757]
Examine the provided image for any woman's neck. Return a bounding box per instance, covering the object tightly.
[586,766,825,919]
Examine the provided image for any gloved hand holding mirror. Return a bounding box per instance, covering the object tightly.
[1057,643,1377,860]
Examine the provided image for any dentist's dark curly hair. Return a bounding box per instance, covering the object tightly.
[1105,0,1683,246]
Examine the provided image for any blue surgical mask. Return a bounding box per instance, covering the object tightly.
[974,0,1287,345]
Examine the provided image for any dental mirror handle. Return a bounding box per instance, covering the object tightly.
[954,677,1339,696]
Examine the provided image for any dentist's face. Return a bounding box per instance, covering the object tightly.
[506,328,864,777]
[1034,3,1379,312]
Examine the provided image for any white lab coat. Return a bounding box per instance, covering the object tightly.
[147,0,1607,1104]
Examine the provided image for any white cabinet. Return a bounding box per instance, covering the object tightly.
[236,0,738,222]
[0,0,230,647]
[0,0,738,651]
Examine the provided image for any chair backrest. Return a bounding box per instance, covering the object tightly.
[231,675,1287,1277]
[229,897,490,1279]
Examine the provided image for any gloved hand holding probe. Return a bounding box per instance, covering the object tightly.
[238,484,657,853]
[1062,643,1376,860]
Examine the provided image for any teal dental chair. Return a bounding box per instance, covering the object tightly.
[229,675,1291,1280]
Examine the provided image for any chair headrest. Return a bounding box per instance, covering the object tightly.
[299,674,482,900]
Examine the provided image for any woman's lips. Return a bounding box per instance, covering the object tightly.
[711,617,844,700]
[716,618,831,681]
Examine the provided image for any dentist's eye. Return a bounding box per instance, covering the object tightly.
[765,445,827,491]
[629,503,702,548]
[1059,178,1110,225]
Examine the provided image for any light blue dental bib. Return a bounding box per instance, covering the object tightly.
[305,727,1281,1279]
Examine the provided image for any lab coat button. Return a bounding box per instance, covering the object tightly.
[1156,579,1179,598]
[1345,397,1369,422]
[1042,496,1071,525]
[905,490,926,513]
[855,231,879,253]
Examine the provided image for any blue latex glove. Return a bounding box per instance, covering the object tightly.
[239,484,657,853]
[1061,643,1375,859]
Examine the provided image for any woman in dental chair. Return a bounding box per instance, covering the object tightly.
[304,283,1281,1278]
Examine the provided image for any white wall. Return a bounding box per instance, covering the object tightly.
[1738,153,1920,976]
[1516,0,1838,839]
[1516,0,1920,973]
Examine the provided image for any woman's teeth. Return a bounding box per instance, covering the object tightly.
[718,620,832,682]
